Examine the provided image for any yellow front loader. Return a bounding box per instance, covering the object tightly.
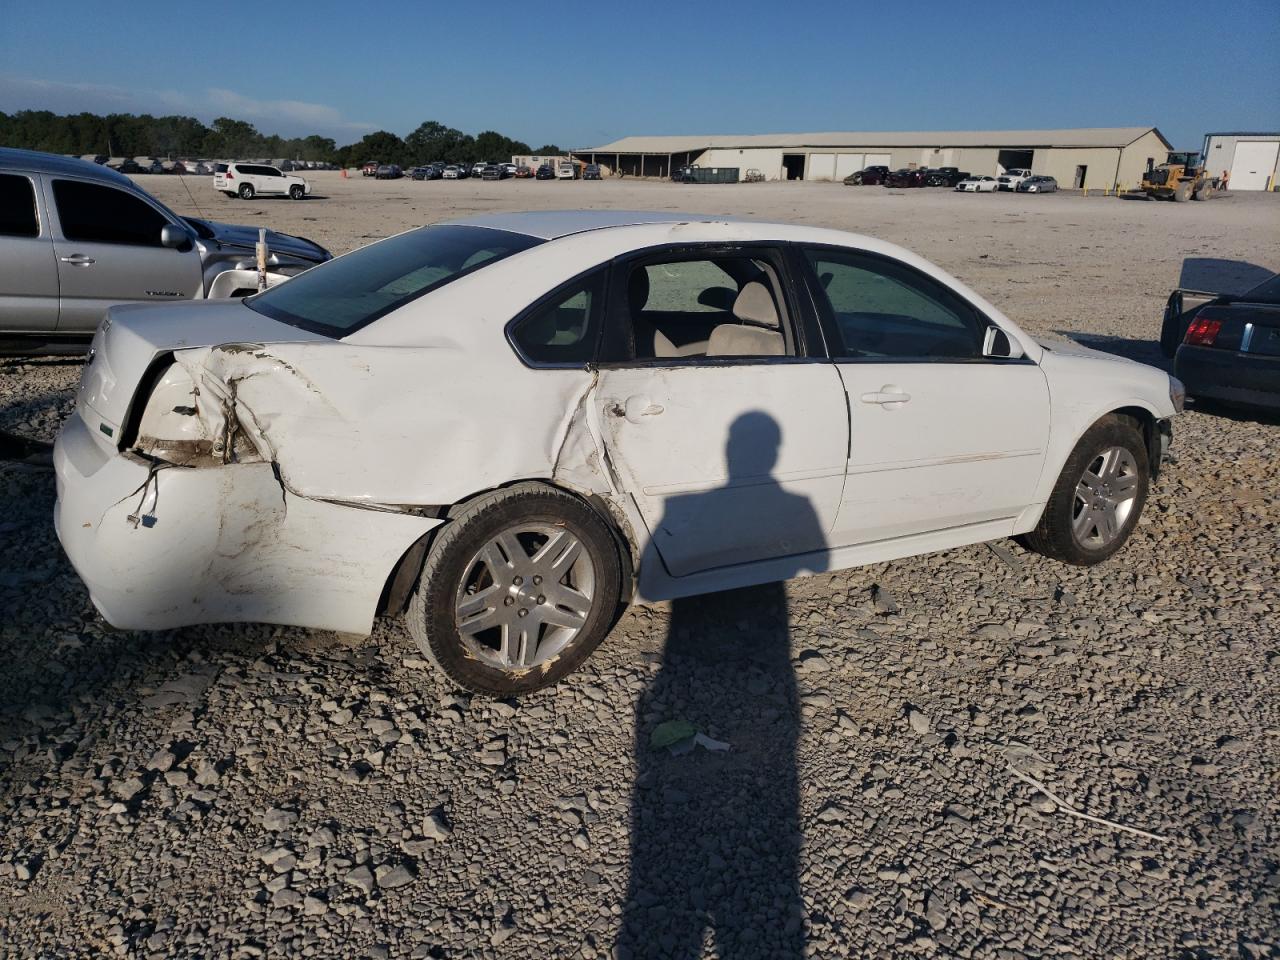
[1141,151,1219,201]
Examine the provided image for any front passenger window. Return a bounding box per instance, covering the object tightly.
[806,250,984,360]
[52,180,168,247]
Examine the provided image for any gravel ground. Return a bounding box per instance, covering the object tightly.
[1,177,1278,959]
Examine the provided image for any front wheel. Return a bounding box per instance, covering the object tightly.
[406,483,625,696]
[1023,415,1150,565]
[238,183,255,200]
[289,184,304,200]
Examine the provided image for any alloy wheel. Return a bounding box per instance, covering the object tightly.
[1072,446,1140,548]
[454,524,596,671]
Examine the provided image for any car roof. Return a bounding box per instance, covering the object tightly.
[0,147,136,186]
[444,210,741,240]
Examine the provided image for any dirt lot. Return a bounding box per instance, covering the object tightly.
[1,173,1278,959]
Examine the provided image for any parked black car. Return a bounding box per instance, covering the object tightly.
[535,163,556,180]
[884,168,928,188]
[375,164,403,180]
[925,167,971,187]
[480,164,507,181]
[583,163,602,180]
[1162,272,1280,413]
[844,165,890,185]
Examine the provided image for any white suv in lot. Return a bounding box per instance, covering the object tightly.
[996,168,1033,192]
[214,162,311,200]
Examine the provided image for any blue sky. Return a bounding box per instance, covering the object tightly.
[2,0,1277,149]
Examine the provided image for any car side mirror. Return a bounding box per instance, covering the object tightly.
[983,326,1024,359]
[160,224,192,251]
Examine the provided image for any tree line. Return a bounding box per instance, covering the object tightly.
[0,111,562,167]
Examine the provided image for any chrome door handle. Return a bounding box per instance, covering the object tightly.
[59,254,96,266]
[860,388,911,406]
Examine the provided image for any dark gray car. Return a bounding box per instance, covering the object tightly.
[0,148,331,352]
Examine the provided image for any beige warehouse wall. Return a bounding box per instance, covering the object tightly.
[950,149,1001,175]
[1031,148,1122,189]
[1117,131,1170,189]
[699,148,786,180]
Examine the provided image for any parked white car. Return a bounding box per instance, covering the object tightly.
[996,168,1033,191]
[214,161,311,200]
[557,161,577,180]
[54,211,1180,695]
[955,175,998,193]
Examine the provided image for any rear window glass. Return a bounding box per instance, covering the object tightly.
[0,174,39,237]
[247,224,542,337]
[1243,273,1280,304]
[215,163,228,173]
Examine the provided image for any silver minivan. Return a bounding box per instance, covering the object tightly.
[0,148,330,352]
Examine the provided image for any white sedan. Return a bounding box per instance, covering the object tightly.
[955,175,998,192]
[54,212,1181,695]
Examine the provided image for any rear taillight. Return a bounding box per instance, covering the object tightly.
[1184,316,1223,346]
[225,170,233,179]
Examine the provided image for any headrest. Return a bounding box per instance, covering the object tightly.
[732,281,780,328]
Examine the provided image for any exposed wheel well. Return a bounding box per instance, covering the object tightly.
[375,480,637,617]
[1111,405,1166,477]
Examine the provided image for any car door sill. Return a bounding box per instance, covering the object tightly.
[636,516,1018,603]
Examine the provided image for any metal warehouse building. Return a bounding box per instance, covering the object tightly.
[1202,132,1280,191]
[573,127,1172,189]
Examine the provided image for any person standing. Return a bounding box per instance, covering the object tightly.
[1222,169,1230,191]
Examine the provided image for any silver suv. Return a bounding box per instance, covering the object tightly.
[0,149,331,353]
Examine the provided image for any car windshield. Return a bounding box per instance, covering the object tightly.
[247,225,543,337]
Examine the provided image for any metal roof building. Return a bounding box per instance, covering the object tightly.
[572,127,1173,189]
[1201,132,1280,190]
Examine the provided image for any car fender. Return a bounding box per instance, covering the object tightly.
[1018,348,1174,529]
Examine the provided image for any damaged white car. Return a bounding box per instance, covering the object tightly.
[54,211,1181,694]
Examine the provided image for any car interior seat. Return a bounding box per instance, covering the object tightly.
[630,268,713,359]
[706,281,786,356]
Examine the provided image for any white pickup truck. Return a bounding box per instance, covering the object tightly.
[996,168,1033,191]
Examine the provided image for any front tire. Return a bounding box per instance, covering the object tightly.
[406,483,625,696]
[289,184,304,200]
[1023,415,1150,566]
[238,183,255,200]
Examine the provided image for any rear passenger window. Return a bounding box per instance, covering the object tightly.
[604,255,793,362]
[510,270,605,366]
[806,250,984,361]
[53,180,167,247]
[0,174,39,237]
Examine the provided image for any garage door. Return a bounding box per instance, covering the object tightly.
[864,153,891,169]
[807,153,836,181]
[1230,141,1279,191]
[835,154,864,179]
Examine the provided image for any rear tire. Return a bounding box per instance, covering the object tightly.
[1023,415,1150,566]
[406,483,625,696]
[238,183,255,200]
